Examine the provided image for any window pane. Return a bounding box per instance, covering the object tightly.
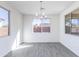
[71,19,79,34]
[0,7,9,36]
[41,18,50,24]
[33,18,50,32]
[33,19,41,32]
[65,13,71,34]
[42,27,50,32]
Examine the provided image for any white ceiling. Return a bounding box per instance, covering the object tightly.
[6,1,74,15]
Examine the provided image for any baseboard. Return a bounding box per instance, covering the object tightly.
[20,42,60,44]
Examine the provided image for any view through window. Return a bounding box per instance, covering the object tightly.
[32,18,50,32]
[0,7,9,36]
[65,8,79,35]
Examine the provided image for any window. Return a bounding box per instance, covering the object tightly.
[65,11,79,35]
[65,13,71,34]
[0,6,10,37]
[71,19,79,34]
[32,18,50,32]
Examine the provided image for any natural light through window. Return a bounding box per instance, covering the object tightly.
[32,18,50,32]
[0,7,9,36]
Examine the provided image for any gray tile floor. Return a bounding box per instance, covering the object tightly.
[5,43,78,57]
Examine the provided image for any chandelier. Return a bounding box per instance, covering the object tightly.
[35,1,47,19]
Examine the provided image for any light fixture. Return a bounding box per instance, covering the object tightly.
[35,1,47,19]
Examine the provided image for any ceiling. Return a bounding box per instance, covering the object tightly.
[6,1,74,15]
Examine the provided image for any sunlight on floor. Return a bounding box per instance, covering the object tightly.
[11,30,20,50]
[12,45,33,51]
[11,30,33,51]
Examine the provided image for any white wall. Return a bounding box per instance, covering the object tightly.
[0,2,23,56]
[60,2,79,56]
[22,14,59,42]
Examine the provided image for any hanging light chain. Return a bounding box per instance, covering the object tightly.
[36,1,47,19]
